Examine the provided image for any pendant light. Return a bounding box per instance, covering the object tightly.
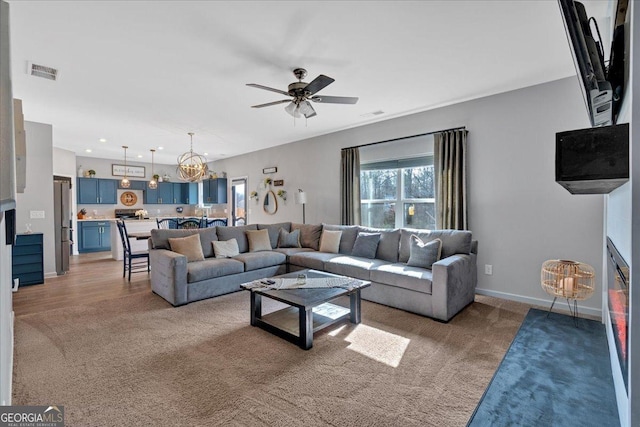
[120,145,131,188]
[176,132,208,182]
[148,149,158,189]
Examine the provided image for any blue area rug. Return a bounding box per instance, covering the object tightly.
[467,308,619,427]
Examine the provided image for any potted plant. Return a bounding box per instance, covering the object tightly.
[250,191,259,202]
[263,178,272,187]
[153,174,160,181]
[77,208,87,219]
[277,190,287,201]
[87,169,96,178]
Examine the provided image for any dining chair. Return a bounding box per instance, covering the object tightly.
[201,218,228,228]
[116,220,150,281]
[156,218,179,229]
[177,218,201,229]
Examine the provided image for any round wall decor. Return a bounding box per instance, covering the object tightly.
[120,191,137,206]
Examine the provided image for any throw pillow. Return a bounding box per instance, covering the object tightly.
[246,229,272,252]
[407,235,442,269]
[351,232,381,259]
[277,228,301,248]
[168,233,205,263]
[212,239,240,259]
[319,230,342,254]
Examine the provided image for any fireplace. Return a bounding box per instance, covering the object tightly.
[606,237,629,391]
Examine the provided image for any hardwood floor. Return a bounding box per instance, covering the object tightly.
[12,252,151,316]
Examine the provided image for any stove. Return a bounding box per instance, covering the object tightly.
[115,209,144,219]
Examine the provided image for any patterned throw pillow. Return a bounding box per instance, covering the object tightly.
[407,235,442,269]
[319,230,342,254]
[350,232,381,259]
[277,228,301,248]
[168,233,205,262]
[212,239,240,259]
[245,229,272,252]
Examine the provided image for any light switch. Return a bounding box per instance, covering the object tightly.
[30,210,45,219]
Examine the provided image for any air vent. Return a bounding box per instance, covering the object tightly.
[27,62,58,81]
[361,110,385,118]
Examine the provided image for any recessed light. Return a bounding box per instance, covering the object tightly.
[137,154,142,158]
[99,138,107,143]
[203,152,209,156]
[85,149,92,153]
[157,147,164,150]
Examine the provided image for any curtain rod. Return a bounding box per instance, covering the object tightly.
[341,125,466,151]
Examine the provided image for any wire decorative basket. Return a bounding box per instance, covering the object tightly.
[541,259,595,301]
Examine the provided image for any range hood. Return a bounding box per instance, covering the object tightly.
[556,123,629,194]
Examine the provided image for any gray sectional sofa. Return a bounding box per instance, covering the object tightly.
[148,222,478,322]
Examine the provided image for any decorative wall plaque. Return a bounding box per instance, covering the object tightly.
[273,180,284,186]
[120,191,137,206]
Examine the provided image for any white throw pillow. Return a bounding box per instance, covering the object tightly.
[319,230,342,254]
[212,239,240,258]
[246,229,272,252]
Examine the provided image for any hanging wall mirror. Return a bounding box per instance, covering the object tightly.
[263,190,277,215]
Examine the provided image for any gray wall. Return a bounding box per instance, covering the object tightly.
[16,121,55,275]
[214,76,604,315]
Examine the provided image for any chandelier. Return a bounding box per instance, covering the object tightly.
[176,132,208,182]
[148,149,157,189]
[120,145,131,188]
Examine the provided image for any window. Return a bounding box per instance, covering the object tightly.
[360,156,435,229]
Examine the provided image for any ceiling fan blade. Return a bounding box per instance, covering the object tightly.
[246,83,289,96]
[251,99,291,108]
[303,74,335,95]
[310,95,359,104]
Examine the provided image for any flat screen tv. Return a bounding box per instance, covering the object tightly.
[558,0,615,127]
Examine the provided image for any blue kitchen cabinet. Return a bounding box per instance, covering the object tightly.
[119,179,146,190]
[144,182,174,204]
[78,221,111,253]
[77,178,117,204]
[202,178,227,204]
[174,182,197,204]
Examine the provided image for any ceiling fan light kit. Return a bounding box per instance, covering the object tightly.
[176,132,209,183]
[247,68,359,119]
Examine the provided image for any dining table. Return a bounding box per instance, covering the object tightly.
[128,232,151,240]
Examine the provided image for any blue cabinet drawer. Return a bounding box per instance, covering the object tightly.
[16,234,43,245]
[13,244,43,256]
[12,253,42,265]
[12,271,44,286]
[12,233,44,286]
[13,263,43,275]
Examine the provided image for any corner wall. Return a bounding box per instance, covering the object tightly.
[15,121,54,275]
[214,76,603,315]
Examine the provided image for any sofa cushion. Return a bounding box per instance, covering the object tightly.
[233,251,286,272]
[350,232,381,259]
[212,239,240,259]
[216,224,258,253]
[322,224,359,254]
[273,247,315,257]
[291,223,322,250]
[151,228,218,258]
[168,234,205,262]
[277,228,301,248]
[319,230,342,254]
[187,258,245,283]
[246,229,272,252]
[407,236,442,269]
[258,222,292,249]
[323,256,388,281]
[289,252,341,270]
[370,263,433,294]
[399,229,472,262]
[358,227,401,263]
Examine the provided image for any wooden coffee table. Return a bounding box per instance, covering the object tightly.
[241,269,370,350]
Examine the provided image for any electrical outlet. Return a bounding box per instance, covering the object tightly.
[224,209,228,213]
[30,210,45,219]
[485,264,493,275]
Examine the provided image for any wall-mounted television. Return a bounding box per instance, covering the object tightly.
[558,0,627,127]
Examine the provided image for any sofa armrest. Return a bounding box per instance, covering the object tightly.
[431,253,477,321]
[150,249,188,306]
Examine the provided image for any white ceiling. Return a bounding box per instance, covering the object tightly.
[7,0,611,165]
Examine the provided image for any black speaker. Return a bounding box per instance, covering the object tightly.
[556,123,629,194]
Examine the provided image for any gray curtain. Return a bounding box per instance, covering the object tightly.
[340,147,361,225]
[434,130,468,230]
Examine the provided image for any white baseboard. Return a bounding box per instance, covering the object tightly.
[44,272,58,279]
[475,287,602,319]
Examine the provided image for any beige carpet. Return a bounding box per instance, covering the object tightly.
[13,291,530,426]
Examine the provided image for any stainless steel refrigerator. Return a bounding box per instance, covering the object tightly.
[53,178,71,275]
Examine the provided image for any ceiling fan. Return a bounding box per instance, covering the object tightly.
[247,68,359,118]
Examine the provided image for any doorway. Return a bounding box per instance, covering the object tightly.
[231,177,247,226]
